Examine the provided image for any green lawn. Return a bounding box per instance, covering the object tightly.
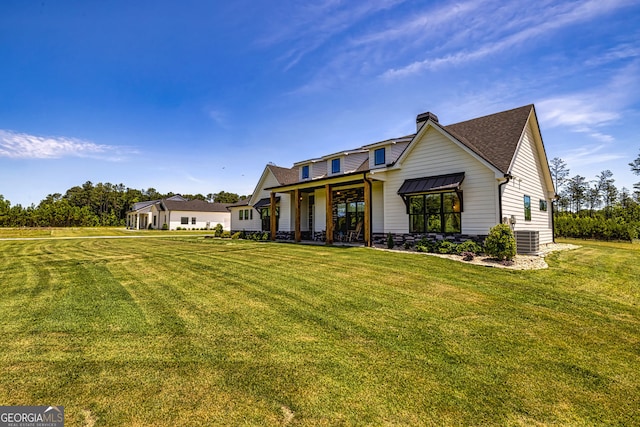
[0,235,638,426]
[0,227,209,238]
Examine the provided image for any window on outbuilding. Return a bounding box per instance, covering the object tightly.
[192,217,196,225]
[181,217,189,225]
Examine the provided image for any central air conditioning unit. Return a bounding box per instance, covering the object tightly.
[515,230,540,255]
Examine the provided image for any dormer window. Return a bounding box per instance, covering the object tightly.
[374,148,385,166]
[301,165,310,179]
[331,158,341,174]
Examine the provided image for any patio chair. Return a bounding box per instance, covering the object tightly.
[348,222,363,242]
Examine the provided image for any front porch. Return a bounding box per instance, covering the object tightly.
[264,174,374,246]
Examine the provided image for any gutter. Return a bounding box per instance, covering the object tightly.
[498,174,512,224]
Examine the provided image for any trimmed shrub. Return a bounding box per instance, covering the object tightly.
[455,240,483,255]
[161,223,168,230]
[214,224,224,237]
[415,237,435,253]
[386,233,394,249]
[437,240,456,254]
[484,224,516,261]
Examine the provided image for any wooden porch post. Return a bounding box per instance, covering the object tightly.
[325,184,333,244]
[270,192,277,241]
[294,189,301,242]
[364,177,372,247]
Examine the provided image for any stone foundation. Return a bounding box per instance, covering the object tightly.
[372,233,486,247]
[232,230,487,246]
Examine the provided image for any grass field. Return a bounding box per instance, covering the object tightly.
[0,232,638,426]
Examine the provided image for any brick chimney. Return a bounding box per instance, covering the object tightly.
[416,111,439,130]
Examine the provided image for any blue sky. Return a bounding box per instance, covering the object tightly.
[1,0,639,206]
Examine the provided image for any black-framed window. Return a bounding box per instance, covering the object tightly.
[409,192,461,233]
[260,207,279,231]
[539,199,547,211]
[374,148,385,166]
[331,158,340,174]
[301,165,310,179]
[524,195,531,221]
[192,217,196,225]
[181,217,189,225]
[239,210,244,220]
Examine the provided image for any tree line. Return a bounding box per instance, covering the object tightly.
[551,150,640,241]
[2,150,640,240]
[0,182,246,227]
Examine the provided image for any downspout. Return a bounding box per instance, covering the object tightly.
[551,194,559,243]
[498,174,512,224]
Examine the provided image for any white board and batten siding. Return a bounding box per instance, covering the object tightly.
[313,188,327,233]
[382,126,500,235]
[502,123,554,244]
[371,181,385,233]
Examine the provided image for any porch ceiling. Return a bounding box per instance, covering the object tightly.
[266,173,371,193]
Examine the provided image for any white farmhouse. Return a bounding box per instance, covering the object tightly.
[230,105,555,253]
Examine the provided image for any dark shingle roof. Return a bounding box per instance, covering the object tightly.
[442,105,533,174]
[228,199,250,208]
[267,164,299,185]
[162,199,231,212]
[264,105,534,190]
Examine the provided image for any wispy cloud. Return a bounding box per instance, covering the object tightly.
[0,130,135,161]
[560,144,626,167]
[260,0,406,70]
[349,0,484,48]
[584,39,640,67]
[537,60,639,131]
[537,60,639,164]
[381,0,637,79]
[207,108,229,128]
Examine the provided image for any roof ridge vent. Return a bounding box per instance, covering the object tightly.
[416,111,439,130]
